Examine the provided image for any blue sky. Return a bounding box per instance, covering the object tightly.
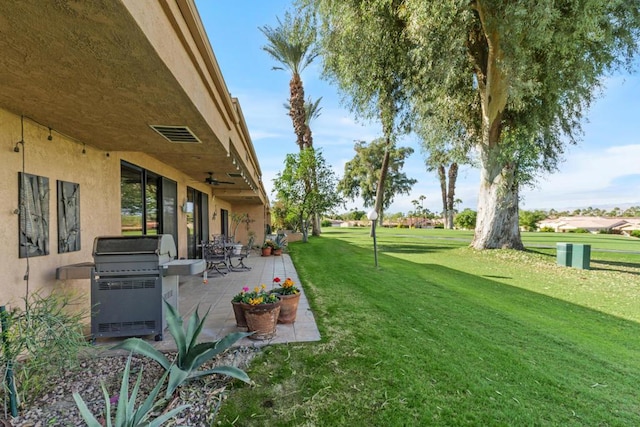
[196,0,640,214]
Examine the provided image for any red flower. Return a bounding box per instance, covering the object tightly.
[273,277,281,283]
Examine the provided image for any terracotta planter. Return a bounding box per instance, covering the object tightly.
[243,300,281,340]
[276,292,300,324]
[231,301,247,328]
[272,248,283,256]
[261,247,272,256]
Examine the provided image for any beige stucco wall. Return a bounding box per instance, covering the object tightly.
[0,108,265,310]
[1,109,118,307]
[230,204,268,246]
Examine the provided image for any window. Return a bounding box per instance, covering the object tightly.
[186,187,208,259]
[120,162,178,252]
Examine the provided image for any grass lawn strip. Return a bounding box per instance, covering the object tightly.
[217,228,640,426]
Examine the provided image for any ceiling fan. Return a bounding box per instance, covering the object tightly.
[205,171,234,185]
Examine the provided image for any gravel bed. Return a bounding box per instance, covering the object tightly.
[5,346,260,426]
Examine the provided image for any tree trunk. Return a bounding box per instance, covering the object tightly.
[446,163,458,230]
[301,214,309,243]
[438,165,448,228]
[312,213,321,236]
[471,145,523,249]
[374,136,391,224]
[289,73,307,150]
[468,4,523,249]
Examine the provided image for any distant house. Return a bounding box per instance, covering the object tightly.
[613,218,640,236]
[537,216,633,233]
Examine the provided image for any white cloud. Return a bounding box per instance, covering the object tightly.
[521,144,640,209]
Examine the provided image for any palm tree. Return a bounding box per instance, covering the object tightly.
[284,96,323,148]
[260,12,318,150]
[283,96,324,236]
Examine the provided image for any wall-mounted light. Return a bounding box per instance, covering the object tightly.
[212,211,217,220]
[82,143,86,154]
[48,128,53,141]
[182,200,194,214]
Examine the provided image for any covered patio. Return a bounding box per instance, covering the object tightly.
[94,251,321,351]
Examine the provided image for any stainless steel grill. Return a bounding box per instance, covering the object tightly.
[90,235,179,341]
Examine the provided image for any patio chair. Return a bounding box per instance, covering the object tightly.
[229,236,254,271]
[202,239,230,276]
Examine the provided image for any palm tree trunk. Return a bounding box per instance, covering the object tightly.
[289,73,307,150]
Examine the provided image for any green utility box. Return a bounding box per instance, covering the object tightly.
[556,243,573,267]
[571,244,591,270]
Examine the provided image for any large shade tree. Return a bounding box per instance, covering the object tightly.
[304,0,640,249]
[338,138,417,222]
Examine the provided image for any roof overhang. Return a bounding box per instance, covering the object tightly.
[0,0,266,205]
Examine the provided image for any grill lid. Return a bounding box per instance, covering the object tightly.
[93,235,177,258]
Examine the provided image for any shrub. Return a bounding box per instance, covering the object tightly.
[321,220,332,227]
[539,226,555,232]
[631,230,640,238]
[0,291,90,406]
[454,209,477,230]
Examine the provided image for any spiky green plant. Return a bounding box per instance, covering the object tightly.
[112,301,252,397]
[73,354,189,426]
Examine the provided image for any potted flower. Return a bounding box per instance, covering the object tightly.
[271,241,282,256]
[240,284,281,340]
[273,234,287,256]
[231,287,250,328]
[271,277,300,324]
[261,240,274,256]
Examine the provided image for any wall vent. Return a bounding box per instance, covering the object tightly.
[150,125,201,143]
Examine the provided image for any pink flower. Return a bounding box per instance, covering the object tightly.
[242,286,249,292]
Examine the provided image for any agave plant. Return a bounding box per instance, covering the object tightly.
[112,300,252,397]
[72,354,189,426]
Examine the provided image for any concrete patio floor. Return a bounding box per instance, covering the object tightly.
[94,251,321,351]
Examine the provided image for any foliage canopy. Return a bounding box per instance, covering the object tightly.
[302,0,640,249]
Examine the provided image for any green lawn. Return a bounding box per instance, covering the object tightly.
[217,228,640,426]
